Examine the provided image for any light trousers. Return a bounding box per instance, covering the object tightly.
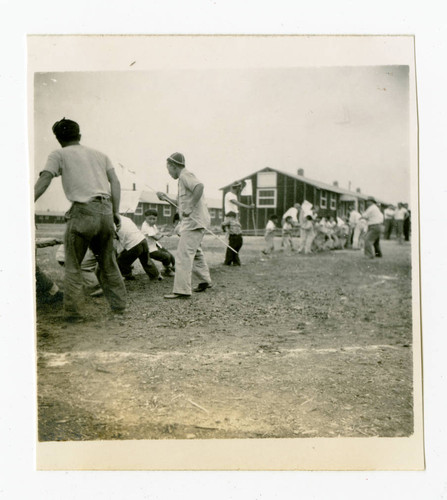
[352,224,362,249]
[173,228,211,295]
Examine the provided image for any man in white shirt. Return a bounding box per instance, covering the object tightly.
[362,197,384,259]
[383,205,395,240]
[224,182,255,216]
[116,215,161,281]
[282,203,301,225]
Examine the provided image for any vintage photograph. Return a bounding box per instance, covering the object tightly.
[30,36,422,470]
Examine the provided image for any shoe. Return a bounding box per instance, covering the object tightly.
[90,288,104,297]
[193,282,212,293]
[163,269,175,277]
[164,293,191,299]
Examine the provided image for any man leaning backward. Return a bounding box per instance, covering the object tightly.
[34,118,127,321]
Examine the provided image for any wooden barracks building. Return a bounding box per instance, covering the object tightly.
[220,167,388,232]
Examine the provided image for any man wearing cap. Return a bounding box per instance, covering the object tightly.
[157,153,212,299]
[34,118,126,320]
[224,182,255,217]
[361,196,384,259]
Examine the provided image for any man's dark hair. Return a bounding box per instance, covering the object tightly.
[269,214,278,221]
[225,211,237,218]
[52,118,80,142]
[144,209,158,217]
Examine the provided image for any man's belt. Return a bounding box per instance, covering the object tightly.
[90,195,110,201]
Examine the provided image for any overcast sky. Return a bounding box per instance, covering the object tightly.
[34,66,410,211]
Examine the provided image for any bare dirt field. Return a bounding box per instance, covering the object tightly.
[35,225,414,441]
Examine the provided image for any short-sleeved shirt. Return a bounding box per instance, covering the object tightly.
[224,191,239,215]
[141,221,160,253]
[265,220,276,234]
[349,210,361,226]
[394,208,408,221]
[177,168,210,231]
[42,144,113,203]
[384,207,395,219]
[363,204,384,226]
[116,216,145,251]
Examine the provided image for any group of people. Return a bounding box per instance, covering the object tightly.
[35,119,213,322]
[259,205,355,257]
[35,118,410,321]
[220,187,391,265]
[383,203,411,243]
[254,196,409,262]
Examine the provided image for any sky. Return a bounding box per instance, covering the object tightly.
[34,66,410,211]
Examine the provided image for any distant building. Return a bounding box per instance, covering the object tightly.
[35,210,66,224]
[221,167,388,231]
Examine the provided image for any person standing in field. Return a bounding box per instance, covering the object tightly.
[34,118,126,321]
[348,206,361,249]
[262,214,278,255]
[300,215,315,254]
[383,204,395,240]
[403,203,411,242]
[362,196,384,259]
[394,202,408,245]
[157,152,212,299]
[221,211,243,266]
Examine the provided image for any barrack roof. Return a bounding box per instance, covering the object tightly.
[220,166,389,205]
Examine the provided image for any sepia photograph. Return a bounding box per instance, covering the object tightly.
[29,35,423,470]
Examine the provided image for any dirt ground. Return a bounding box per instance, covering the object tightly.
[35,225,414,441]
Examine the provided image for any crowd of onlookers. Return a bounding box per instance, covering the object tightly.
[383,202,411,243]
